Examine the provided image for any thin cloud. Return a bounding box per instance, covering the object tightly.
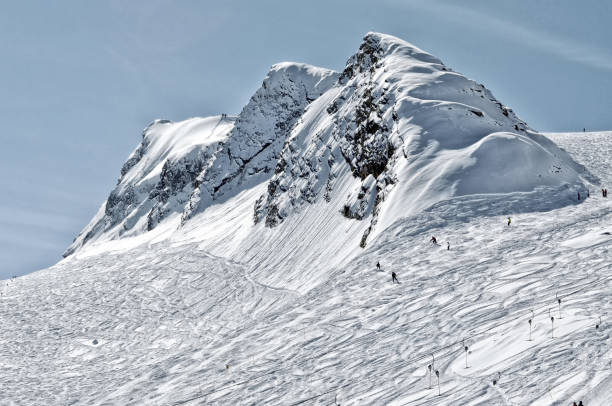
[392,0,612,72]
[0,204,82,232]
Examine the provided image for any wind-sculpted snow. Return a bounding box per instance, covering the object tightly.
[3,132,611,405]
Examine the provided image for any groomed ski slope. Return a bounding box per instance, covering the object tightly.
[1,131,611,405]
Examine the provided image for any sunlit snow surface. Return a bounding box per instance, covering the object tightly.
[1,131,611,405]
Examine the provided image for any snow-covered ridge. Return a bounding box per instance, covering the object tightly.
[253,32,590,245]
[64,116,235,256]
[66,32,592,261]
[65,63,337,257]
[181,62,339,222]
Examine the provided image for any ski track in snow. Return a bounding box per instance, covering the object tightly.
[1,132,611,405]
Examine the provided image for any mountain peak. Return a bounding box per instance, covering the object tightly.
[263,61,339,99]
[361,32,443,64]
[339,32,444,84]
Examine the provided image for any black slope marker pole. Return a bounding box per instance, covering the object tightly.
[462,339,469,369]
[528,318,532,341]
[492,372,501,386]
[551,316,555,338]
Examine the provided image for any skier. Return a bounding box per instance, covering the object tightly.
[578,401,584,406]
[391,271,399,284]
[447,241,450,251]
[430,236,437,244]
[578,192,581,201]
[507,217,511,226]
[376,261,381,271]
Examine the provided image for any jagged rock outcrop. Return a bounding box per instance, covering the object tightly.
[146,148,214,230]
[181,63,338,223]
[64,116,234,256]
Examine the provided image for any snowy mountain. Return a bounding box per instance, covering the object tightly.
[3,33,610,405]
[65,33,591,290]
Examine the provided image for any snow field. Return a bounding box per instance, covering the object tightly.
[2,132,610,405]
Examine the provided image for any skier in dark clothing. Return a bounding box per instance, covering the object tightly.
[430,236,437,244]
[447,241,450,251]
[578,192,581,201]
[507,217,511,226]
[578,401,584,406]
[376,261,381,271]
[391,272,399,284]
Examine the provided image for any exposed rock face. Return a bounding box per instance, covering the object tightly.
[253,35,401,232]
[181,63,339,223]
[146,148,214,231]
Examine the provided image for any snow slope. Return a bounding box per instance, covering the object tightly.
[2,32,610,405]
[2,130,610,406]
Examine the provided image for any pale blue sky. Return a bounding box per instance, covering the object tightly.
[1,1,610,278]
